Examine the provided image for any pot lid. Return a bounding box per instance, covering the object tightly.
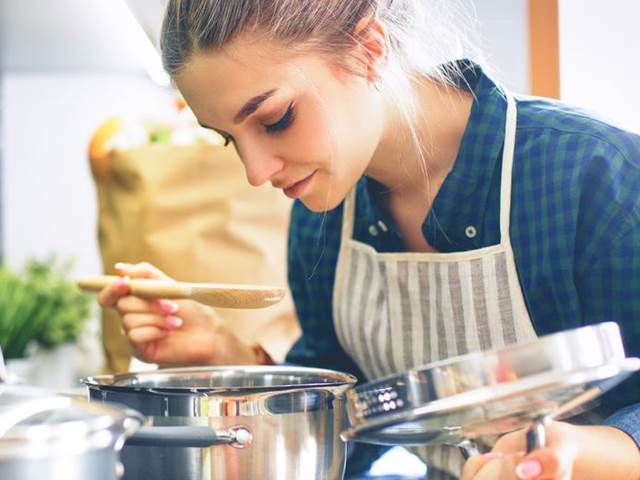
[341,322,640,446]
[83,365,357,393]
[0,385,142,459]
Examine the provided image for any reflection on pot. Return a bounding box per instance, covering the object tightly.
[84,365,357,480]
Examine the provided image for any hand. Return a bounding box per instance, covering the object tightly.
[461,421,640,480]
[97,262,257,366]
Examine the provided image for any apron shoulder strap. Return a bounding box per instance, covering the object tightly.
[341,187,357,242]
[499,94,518,242]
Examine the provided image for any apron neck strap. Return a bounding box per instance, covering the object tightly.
[499,93,517,241]
[341,93,518,244]
[341,185,357,242]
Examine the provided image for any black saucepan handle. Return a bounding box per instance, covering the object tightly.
[457,416,548,460]
[526,417,547,452]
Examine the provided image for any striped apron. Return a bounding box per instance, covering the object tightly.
[333,94,538,479]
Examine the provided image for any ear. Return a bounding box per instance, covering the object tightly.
[352,16,388,83]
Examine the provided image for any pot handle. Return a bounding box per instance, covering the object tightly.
[456,417,549,460]
[126,425,252,449]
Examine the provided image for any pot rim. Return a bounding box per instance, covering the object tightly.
[82,365,358,394]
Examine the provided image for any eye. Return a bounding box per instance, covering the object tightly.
[264,103,294,134]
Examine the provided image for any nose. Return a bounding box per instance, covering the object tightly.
[241,147,285,187]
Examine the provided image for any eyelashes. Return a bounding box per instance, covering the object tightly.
[222,102,295,148]
[264,103,294,134]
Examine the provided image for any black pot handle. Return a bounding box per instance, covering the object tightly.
[126,425,252,449]
[526,417,548,452]
[456,416,549,460]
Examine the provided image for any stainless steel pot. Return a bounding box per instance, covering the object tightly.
[0,384,142,480]
[342,322,640,457]
[83,365,356,480]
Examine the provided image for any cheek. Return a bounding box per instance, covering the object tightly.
[288,86,382,212]
[342,93,384,161]
[287,105,334,168]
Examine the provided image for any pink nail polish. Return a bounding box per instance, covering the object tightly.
[515,460,542,479]
[165,316,183,328]
[117,276,130,289]
[159,300,179,314]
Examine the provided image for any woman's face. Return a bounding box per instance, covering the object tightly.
[175,35,385,212]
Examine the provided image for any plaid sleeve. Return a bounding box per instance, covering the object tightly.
[603,403,640,447]
[572,139,640,443]
[577,223,640,444]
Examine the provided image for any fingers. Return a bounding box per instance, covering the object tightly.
[122,313,183,350]
[513,422,576,480]
[463,421,578,480]
[114,262,172,281]
[98,275,130,308]
[128,326,171,345]
[492,428,527,453]
[462,429,527,480]
[463,449,573,480]
[122,312,183,332]
[515,446,576,480]
[97,261,174,310]
[462,452,521,480]
[117,296,180,316]
[118,299,182,352]
[462,452,497,479]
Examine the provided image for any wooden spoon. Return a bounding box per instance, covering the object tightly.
[78,275,286,309]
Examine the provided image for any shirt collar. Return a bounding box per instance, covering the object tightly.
[361,60,510,252]
[423,59,510,250]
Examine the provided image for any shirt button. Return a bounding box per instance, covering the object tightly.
[368,225,379,236]
[465,225,477,239]
[377,220,388,232]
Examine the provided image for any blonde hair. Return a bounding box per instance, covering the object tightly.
[162,0,482,107]
[161,0,483,196]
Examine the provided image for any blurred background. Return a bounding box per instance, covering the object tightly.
[1,1,639,477]
[0,0,638,390]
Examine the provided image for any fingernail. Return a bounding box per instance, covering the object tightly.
[117,276,130,289]
[165,316,183,328]
[482,452,504,460]
[115,262,129,270]
[515,460,542,479]
[159,300,179,314]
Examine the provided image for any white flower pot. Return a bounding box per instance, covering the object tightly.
[5,343,80,389]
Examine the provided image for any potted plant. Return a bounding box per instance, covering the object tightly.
[0,257,92,387]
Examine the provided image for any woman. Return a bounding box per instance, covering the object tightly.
[98,1,640,478]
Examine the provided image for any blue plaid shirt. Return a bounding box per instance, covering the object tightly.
[286,60,640,446]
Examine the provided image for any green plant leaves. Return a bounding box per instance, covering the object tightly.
[0,257,91,359]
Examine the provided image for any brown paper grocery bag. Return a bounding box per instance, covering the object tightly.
[91,143,300,372]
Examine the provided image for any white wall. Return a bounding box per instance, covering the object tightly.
[1,73,174,277]
[559,0,640,133]
[464,0,530,94]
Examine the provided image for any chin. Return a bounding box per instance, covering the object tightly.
[300,191,345,213]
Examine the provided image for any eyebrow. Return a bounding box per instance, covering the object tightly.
[233,88,278,124]
[197,88,279,132]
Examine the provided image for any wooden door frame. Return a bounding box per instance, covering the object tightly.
[529,0,560,98]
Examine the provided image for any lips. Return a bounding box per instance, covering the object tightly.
[280,171,317,199]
